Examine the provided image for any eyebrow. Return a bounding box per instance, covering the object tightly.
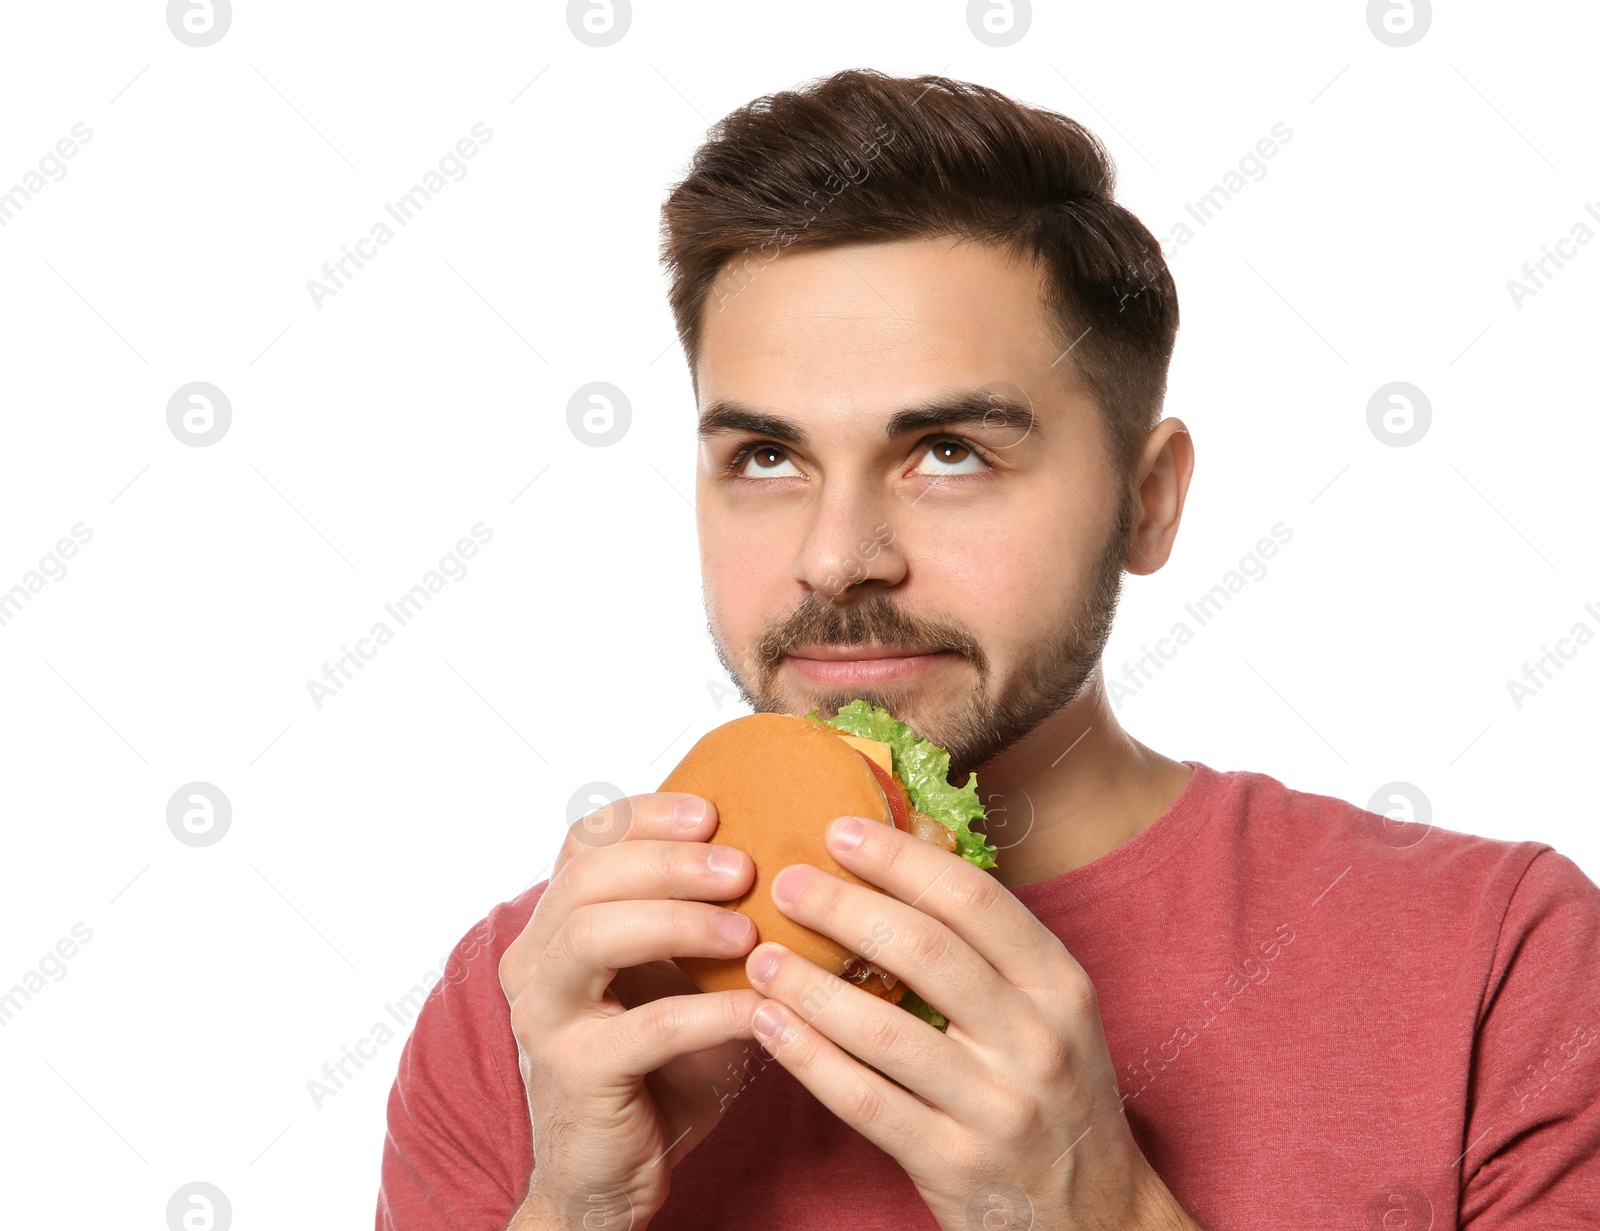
[696,390,1039,445]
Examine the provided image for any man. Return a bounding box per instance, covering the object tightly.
[377,70,1600,1230]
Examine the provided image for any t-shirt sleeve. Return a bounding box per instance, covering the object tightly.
[1459,847,1600,1228]
[376,892,542,1231]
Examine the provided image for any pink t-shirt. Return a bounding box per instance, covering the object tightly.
[376,762,1600,1229]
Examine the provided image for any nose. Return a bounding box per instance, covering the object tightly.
[791,487,904,602]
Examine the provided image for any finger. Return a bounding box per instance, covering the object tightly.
[521,834,751,952]
[766,858,1023,1045]
[748,995,952,1178]
[502,837,752,998]
[744,940,979,1115]
[553,833,753,918]
[555,791,720,873]
[502,802,751,996]
[531,899,760,1012]
[822,814,1069,996]
[602,987,767,1082]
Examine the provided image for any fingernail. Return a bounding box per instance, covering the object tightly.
[749,945,779,983]
[707,846,742,878]
[752,1003,789,1043]
[829,816,865,852]
[675,796,707,828]
[772,865,809,905]
[714,910,752,944]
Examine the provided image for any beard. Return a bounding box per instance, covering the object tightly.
[708,492,1132,781]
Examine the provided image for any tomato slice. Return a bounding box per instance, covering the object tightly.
[858,753,911,832]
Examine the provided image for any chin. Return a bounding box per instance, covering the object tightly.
[789,679,957,733]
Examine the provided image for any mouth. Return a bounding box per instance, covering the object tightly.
[784,643,961,685]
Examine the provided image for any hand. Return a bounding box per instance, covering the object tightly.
[741,814,1199,1231]
[498,793,765,1229]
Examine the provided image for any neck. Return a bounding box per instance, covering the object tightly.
[965,667,1193,893]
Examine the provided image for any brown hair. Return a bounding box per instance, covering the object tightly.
[659,68,1179,473]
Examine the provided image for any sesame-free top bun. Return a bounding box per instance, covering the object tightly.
[658,712,893,994]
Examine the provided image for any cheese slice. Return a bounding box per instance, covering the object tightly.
[836,734,892,776]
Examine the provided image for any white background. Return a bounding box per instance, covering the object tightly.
[1,1,1596,1226]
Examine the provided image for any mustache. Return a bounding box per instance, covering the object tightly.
[754,591,987,673]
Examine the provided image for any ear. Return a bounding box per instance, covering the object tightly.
[1124,418,1194,576]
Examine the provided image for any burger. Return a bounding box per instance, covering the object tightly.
[658,699,999,1030]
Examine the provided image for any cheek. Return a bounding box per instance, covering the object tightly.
[915,536,1035,661]
[907,482,1113,644]
[700,527,789,650]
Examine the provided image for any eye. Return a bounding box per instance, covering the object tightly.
[912,438,987,476]
[732,443,803,479]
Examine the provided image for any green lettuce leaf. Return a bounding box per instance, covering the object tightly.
[806,699,999,1035]
[805,698,999,870]
[896,988,948,1031]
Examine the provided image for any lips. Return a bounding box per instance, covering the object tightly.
[783,644,959,685]
[786,643,945,661]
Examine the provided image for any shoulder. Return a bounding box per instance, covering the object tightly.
[378,879,554,1220]
[1196,761,1600,1019]
[390,878,553,1109]
[428,879,552,1024]
[1183,761,1600,974]
[471,880,551,969]
[1193,761,1564,901]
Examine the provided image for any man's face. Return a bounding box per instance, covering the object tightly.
[693,235,1132,780]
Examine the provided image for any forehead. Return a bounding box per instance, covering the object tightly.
[694,237,1068,421]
